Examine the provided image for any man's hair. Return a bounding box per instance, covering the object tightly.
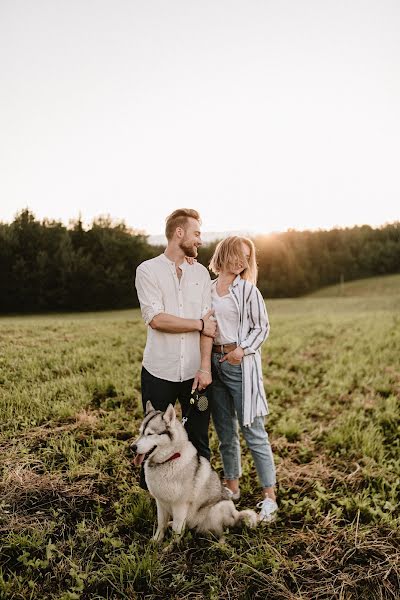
[209,236,258,284]
[165,208,201,240]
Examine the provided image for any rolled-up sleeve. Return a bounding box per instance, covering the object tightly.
[135,264,164,326]
[239,287,270,355]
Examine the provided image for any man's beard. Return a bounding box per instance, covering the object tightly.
[179,238,198,258]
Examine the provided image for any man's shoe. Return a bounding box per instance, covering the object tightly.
[223,487,241,502]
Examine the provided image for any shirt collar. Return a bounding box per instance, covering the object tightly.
[211,274,241,289]
[231,275,242,287]
[160,253,187,270]
[160,253,173,265]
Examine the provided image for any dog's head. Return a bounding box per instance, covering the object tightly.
[131,401,178,466]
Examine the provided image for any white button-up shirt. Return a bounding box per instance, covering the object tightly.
[135,253,212,382]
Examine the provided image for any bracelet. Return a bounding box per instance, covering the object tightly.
[199,318,204,332]
[198,368,211,375]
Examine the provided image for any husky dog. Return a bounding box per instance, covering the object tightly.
[132,401,258,541]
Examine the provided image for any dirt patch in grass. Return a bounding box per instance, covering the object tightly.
[0,466,109,528]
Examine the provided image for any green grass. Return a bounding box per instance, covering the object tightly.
[0,275,399,599]
[306,272,400,298]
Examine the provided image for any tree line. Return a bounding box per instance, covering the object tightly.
[0,209,399,313]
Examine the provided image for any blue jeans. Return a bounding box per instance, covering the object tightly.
[210,353,276,488]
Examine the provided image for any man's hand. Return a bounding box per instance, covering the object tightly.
[193,368,212,392]
[202,309,217,338]
[219,346,244,365]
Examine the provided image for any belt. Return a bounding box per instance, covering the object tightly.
[212,343,237,354]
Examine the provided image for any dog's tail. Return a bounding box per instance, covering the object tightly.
[236,509,258,528]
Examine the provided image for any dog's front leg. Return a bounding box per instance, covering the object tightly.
[153,500,169,543]
[160,504,189,554]
[171,504,188,536]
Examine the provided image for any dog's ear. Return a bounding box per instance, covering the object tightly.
[145,400,155,414]
[163,404,176,425]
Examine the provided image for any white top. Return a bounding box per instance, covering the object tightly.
[135,253,212,382]
[211,286,238,344]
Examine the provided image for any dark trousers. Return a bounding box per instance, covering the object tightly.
[139,367,211,488]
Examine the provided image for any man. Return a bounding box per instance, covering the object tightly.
[135,208,216,465]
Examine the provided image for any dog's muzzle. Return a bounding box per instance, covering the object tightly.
[131,441,156,467]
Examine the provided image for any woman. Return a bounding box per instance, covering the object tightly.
[208,236,277,522]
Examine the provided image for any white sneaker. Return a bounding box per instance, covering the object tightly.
[223,487,241,502]
[257,498,278,523]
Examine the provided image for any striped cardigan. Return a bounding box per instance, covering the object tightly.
[212,275,270,427]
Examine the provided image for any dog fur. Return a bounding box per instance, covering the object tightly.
[132,401,258,541]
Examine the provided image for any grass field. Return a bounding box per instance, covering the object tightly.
[0,275,399,599]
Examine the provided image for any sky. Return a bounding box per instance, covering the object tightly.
[0,0,399,237]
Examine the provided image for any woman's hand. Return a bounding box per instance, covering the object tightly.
[185,256,197,265]
[219,346,245,365]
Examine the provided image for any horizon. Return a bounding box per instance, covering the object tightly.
[2,206,398,244]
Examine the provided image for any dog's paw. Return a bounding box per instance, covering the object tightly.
[217,535,227,545]
[161,530,185,553]
[152,530,165,543]
[239,509,258,528]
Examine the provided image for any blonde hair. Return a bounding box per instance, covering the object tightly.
[209,236,258,284]
[165,208,201,240]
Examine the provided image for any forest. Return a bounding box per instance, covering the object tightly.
[0,209,399,312]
